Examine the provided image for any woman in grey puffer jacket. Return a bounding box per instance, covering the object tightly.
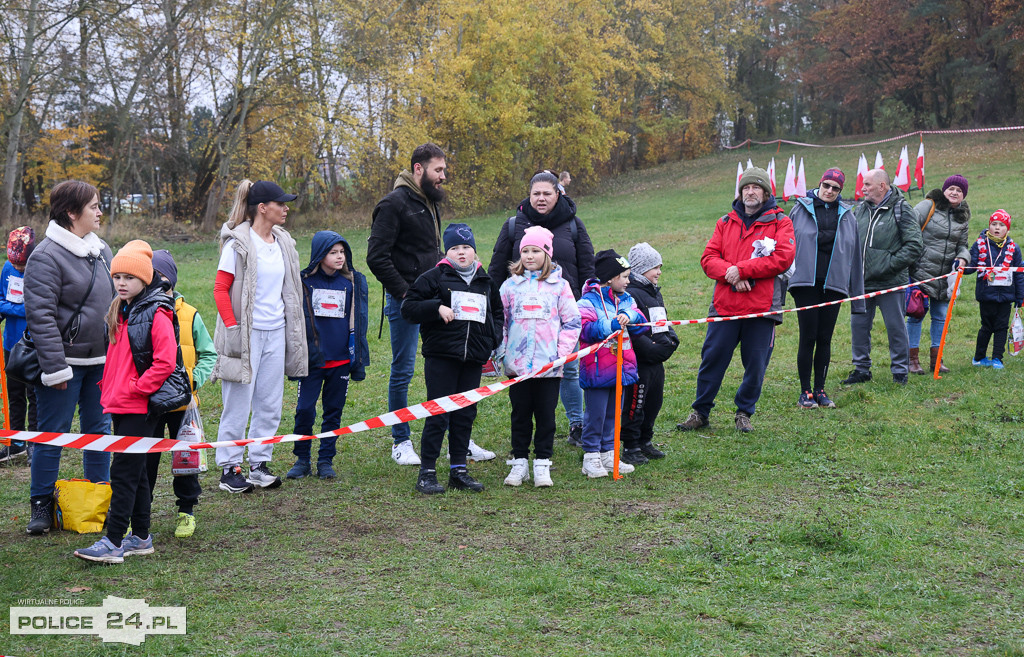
[24,181,115,534]
[908,174,971,374]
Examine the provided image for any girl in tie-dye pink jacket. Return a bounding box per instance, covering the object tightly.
[498,264,581,378]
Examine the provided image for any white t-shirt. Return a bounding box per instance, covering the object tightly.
[218,227,286,330]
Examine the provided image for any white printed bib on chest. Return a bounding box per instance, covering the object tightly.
[514,293,549,320]
[992,269,1013,287]
[451,290,487,323]
[312,289,346,317]
[5,276,23,303]
[649,306,667,333]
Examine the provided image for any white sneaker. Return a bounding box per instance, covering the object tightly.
[246,462,283,488]
[533,459,553,487]
[581,452,608,478]
[504,458,529,486]
[467,439,496,462]
[600,451,634,474]
[391,440,421,466]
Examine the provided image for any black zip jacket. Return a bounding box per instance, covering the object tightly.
[401,260,503,365]
[625,273,679,364]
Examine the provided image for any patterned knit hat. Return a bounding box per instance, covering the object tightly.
[820,168,845,189]
[990,209,1012,230]
[942,174,968,198]
[110,240,154,284]
[443,223,476,251]
[627,242,662,275]
[7,226,35,266]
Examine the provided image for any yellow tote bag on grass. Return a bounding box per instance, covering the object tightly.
[53,479,111,534]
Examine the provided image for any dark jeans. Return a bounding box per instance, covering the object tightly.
[692,318,776,417]
[976,301,1012,360]
[4,349,37,442]
[292,364,350,464]
[30,364,110,498]
[790,286,845,391]
[622,362,665,449]
[508,377,561,460]
[107,414,159,547]
[419,357,481,470]
[146,410,202,515]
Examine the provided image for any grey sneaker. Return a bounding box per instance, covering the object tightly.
[121,532,155,556]
[676,411,709,431]
[247,462,282,489]
[734,411,753,433]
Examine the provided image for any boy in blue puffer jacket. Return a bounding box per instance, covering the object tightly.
[577,249,648,478]
[287,231,369,480]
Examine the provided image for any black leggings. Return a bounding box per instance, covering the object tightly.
[790,285,845,391]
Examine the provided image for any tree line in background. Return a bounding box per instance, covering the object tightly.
[1,0,1021,226]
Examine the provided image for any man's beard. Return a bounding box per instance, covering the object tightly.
[422,176,446,203]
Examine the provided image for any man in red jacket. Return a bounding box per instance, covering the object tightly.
[678,167,795,433]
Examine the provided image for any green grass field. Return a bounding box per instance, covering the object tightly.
[3,132,1024,656]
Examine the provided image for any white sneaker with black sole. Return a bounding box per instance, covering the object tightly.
[219,466,255,494]
[391,440,421,466]
[247,462,282,489]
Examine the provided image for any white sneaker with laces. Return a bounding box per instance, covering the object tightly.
[581,452,608,478]
[533,459,553,487]
[467,439,496,462]
[504,458,529,486]
[600,451,634,474]
[391,440,421,466]
[247,462,283,488]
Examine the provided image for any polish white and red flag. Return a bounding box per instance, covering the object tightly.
[875,151,884,170]
[735,162,744,198]
[914,141,925,190]
[893,145,911,192]
[783,156,797,201]
[795,158,807,197]
[855,154,868,200]
[767,158,777,196]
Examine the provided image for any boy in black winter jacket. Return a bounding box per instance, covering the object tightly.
[621,243,680,465]
[402,224,502,495]
[968,210,1024,368]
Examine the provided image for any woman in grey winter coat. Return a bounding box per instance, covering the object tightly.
[907,174,970,374]
[24,180,115,535]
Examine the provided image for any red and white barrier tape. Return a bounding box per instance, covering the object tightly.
[722,125,1024,150]
[0,335,617,453]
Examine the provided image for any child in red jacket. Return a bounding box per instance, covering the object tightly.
[74,241,182,564]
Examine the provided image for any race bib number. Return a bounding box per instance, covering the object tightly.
[992,269,1012,287]
[514,293,549,320]
[5,276,23,304]
[605,335,632,351]
[312,289,346,317]
[649,306,667,333]
[451,291,487,323]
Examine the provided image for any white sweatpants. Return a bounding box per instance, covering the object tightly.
[215,327,286,468]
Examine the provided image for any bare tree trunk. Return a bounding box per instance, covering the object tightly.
[1,0,39,224]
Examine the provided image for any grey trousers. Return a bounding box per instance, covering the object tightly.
[215,327,285,468]
[850,291,909,376]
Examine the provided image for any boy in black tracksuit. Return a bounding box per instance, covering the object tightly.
[402,223,502,494]
[622,243,679,465]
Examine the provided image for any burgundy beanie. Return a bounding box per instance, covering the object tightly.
[942,174,968,197]
[820,168,845,189]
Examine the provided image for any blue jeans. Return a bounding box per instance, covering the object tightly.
[906,300,949,349]
[559,346,584,426]
[292,364,350,463]
[385,292,419,443]
[30,364,111,498]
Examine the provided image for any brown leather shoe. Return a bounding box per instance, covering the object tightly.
[676,411,709,431]
[909,347,925,375]
[929,346,950,373]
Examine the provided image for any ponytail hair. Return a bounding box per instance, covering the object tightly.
[530,170,560,191]
[105,297,125,344]
[226,179,257,230]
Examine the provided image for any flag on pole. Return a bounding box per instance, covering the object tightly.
[746,159,753,170]
[914,141,925,190]
[767,158,777,196]
[735,162,744,198]
[795,158,807,197]
[875,151,884,170]
[783,155,797,201]
[855,154,868,200]
[894,145,910,192]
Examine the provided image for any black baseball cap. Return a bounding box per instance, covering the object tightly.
[248,180,297,205]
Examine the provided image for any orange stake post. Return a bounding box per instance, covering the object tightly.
[934,269,964,379]
[612,330,624,480]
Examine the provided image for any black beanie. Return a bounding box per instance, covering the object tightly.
[594,249,629,283]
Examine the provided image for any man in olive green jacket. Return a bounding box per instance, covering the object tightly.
[842,169,923,385]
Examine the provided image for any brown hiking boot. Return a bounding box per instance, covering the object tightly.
[909,347,925,375]
[734,411,753,433]
[929,346,949,373]
[676,411,709,431]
